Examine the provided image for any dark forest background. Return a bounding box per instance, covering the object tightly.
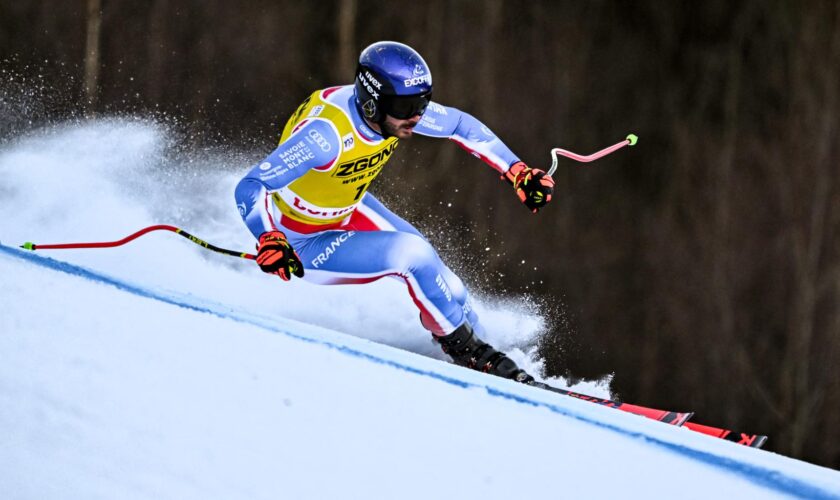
[2,0,839,469]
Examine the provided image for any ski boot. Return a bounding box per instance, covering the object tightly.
[435,322,534,384]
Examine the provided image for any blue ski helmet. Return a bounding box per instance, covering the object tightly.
[354,41,433,124]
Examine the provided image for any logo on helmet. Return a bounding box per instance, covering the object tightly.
[404,74,432,87]
[413,64,425,76]
[362,99,377,119]
[358,71,380,100]
[364,71,383,90]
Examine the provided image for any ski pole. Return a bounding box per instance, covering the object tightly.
[547,133,638,176]
[20,225,256,260]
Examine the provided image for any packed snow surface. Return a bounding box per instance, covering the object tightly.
[2,120,840,499]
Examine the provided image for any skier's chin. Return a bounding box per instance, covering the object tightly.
[397,126,415,139]
[385,124,415,139]
[382,116,419,139]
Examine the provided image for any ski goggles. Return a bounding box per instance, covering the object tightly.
[381,92,432,119]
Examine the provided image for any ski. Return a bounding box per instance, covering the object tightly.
[530,382,768,448]
[683,421,768,449]
[529,382,693,426]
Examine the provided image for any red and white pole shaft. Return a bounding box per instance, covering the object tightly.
[547,133,638,176]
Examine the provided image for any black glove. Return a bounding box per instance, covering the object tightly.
[256,231,305,281]
[502,161,555,213]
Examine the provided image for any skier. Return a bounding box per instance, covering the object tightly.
[235,41,555,383]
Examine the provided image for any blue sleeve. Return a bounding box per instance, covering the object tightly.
[234,118,340,238]
[413,102,520,173]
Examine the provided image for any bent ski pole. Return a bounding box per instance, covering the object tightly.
[547,133,638,176]
[20,225,256,260]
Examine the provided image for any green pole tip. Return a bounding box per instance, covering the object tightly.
[626,134,638,146]
[21,242,35,251]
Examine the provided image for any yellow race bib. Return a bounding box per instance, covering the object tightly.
[273,86,399,229]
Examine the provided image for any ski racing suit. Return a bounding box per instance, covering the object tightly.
[234,85,521,337]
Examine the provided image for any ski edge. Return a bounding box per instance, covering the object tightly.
[532,383,690,426]
[683,421,768,449]
[532,382,767,449]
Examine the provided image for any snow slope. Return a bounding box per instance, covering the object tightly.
[2,120,840,499]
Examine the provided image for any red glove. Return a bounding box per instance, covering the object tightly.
[256,231,305,281]
[502,161,555,213]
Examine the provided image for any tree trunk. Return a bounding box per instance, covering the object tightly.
[84,0,102,114]
[336,0,356,82]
